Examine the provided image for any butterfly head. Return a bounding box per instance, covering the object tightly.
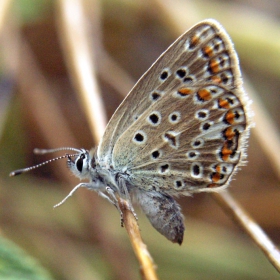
[66,148,94,180]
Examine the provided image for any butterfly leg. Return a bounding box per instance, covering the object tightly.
[98,190,115,204]
[105,186,124,226]
[53,182,91,208]
[118,177,138,221]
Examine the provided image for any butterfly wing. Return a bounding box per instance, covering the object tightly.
[98,19,251,195]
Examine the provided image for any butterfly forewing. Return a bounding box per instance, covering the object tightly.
[98,19,251,195]
[98,21,219,161]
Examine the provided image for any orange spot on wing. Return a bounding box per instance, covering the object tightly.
[191,35,199,47]
[178,88,193,95]
[224,127,235,140]
[211,76,222,83]
[218,98,230,109]
[209,58,220,73]
[212,172,221,183]
[203,45,213,57]
[225,111,235,124]
[215,165,221,173]
[197,89,212,101]
[221,144,233,161]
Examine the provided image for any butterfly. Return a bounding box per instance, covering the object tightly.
[10,19,252,245]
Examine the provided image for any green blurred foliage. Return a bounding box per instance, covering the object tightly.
[0,236,53,280]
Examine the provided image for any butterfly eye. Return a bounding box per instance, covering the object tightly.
[76,154,85,172]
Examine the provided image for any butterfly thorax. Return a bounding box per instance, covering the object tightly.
[68,148,132,196]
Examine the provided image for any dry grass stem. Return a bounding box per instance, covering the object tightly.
[98,50,135,97]
[57,0,107,142]
[212,191,280,273]
[0,0,12,32]
[245,78,280,181]
[1,14,79,181]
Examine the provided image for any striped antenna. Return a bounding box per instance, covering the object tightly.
[9,147,83,176]
[34,147,82,154]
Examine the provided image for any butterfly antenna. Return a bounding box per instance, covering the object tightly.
[34,147,82,154]
[9,153,78,177]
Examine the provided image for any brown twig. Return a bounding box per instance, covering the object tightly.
[118,198,159,280]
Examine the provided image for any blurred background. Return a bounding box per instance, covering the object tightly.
[0,0,280,279]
